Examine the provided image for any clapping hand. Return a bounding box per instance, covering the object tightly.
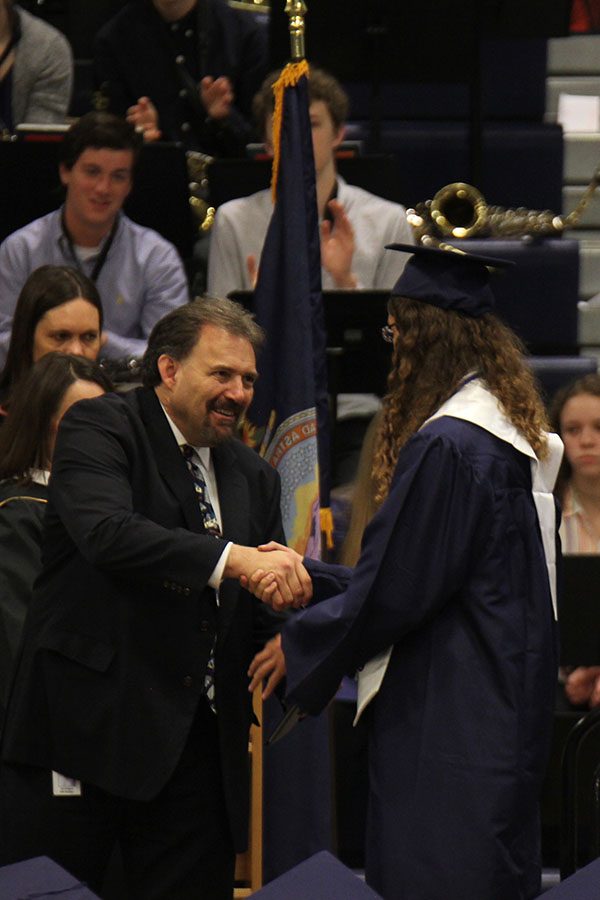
[126,96,161,141]
[320,199,357,288]
[200,76,234,120]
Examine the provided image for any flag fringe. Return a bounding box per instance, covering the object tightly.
[270,59,310,203]
[320,506,334,551]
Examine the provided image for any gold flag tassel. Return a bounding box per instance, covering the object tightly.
[270,59,310,204]
[320,506,334,552]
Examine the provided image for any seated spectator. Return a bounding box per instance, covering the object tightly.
[0,0,73,131]
[552,373,600,706]
[0,265,104,414]
[0,352,111,722]
[0,111,189,368]
[94,0,267,156]
[208,66,414,483]
[208,66,414,298]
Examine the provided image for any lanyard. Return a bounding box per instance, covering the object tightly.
[60,211,119,283]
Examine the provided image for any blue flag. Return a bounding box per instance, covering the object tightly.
[243,62,330,558]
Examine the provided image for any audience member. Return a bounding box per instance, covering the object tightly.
[553,373,600,552]
[251,245,563,900]
[0,265,104,414]
[0,111,189,367]
[94,0,267,155]
[208,67,414,482]
[208,67,413,298]
[0,296,308,900]
[0,353,111,722]
[552,373,600,707]
[0,1,73,131]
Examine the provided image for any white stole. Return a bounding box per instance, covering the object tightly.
[354,378,563,724]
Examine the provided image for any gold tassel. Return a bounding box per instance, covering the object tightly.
[270,59,310,203]
[320,507,335,551]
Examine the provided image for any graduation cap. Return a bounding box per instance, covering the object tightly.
[385,242,515,318]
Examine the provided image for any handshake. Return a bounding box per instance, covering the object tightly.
[225,541,312,611]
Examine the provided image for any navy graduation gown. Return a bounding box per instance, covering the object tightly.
[283,412,559,900]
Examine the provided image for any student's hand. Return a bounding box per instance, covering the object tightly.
[248,634,286,699]
[320,199,357,288]
[200,76,234,120]
[565,666,600,706]
[126,96,161,141]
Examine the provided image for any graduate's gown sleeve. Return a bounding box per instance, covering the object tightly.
[284,430,493,714]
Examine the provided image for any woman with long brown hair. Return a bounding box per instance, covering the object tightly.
[550,373,600,708]
[0,352,111,722]
[257,245,563,900]
[0,264,104,414]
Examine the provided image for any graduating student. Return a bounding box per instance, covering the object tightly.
[251,245,563,900]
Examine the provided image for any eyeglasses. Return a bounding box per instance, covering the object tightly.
[381,325,395,344]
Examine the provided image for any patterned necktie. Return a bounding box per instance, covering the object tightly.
[181,444,219,713]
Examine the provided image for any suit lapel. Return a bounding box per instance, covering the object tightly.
[135,388,205,534]
[213,441,250,643]
[212,442,249,546]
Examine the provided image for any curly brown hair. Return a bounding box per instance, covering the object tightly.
[372,296,550,504]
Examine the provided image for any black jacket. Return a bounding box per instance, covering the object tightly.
[1,388,283,849]
[93,0,267,155]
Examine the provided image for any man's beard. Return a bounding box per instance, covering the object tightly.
[192,400,245,447]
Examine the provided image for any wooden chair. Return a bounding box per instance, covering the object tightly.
[234,688,263,897]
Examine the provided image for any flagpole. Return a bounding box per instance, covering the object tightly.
[283,0,335,553]
[285,0,307,61]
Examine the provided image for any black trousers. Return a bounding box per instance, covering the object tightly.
[0,700,235,900]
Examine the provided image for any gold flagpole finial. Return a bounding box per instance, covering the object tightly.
[285,0,307,61]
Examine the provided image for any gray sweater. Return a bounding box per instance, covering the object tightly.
[10,5,73,127]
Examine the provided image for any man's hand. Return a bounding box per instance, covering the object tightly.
[226,541,312,610]
[565,666,600,707]
[320,199,357,288]
[248,634,286,700]
[200,76,234,120]
[126,96,161,141]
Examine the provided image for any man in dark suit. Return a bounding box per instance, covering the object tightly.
[0,296,310,899]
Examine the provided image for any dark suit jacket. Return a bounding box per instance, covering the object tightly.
[93,0,267,155]
[1,388,283,850]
